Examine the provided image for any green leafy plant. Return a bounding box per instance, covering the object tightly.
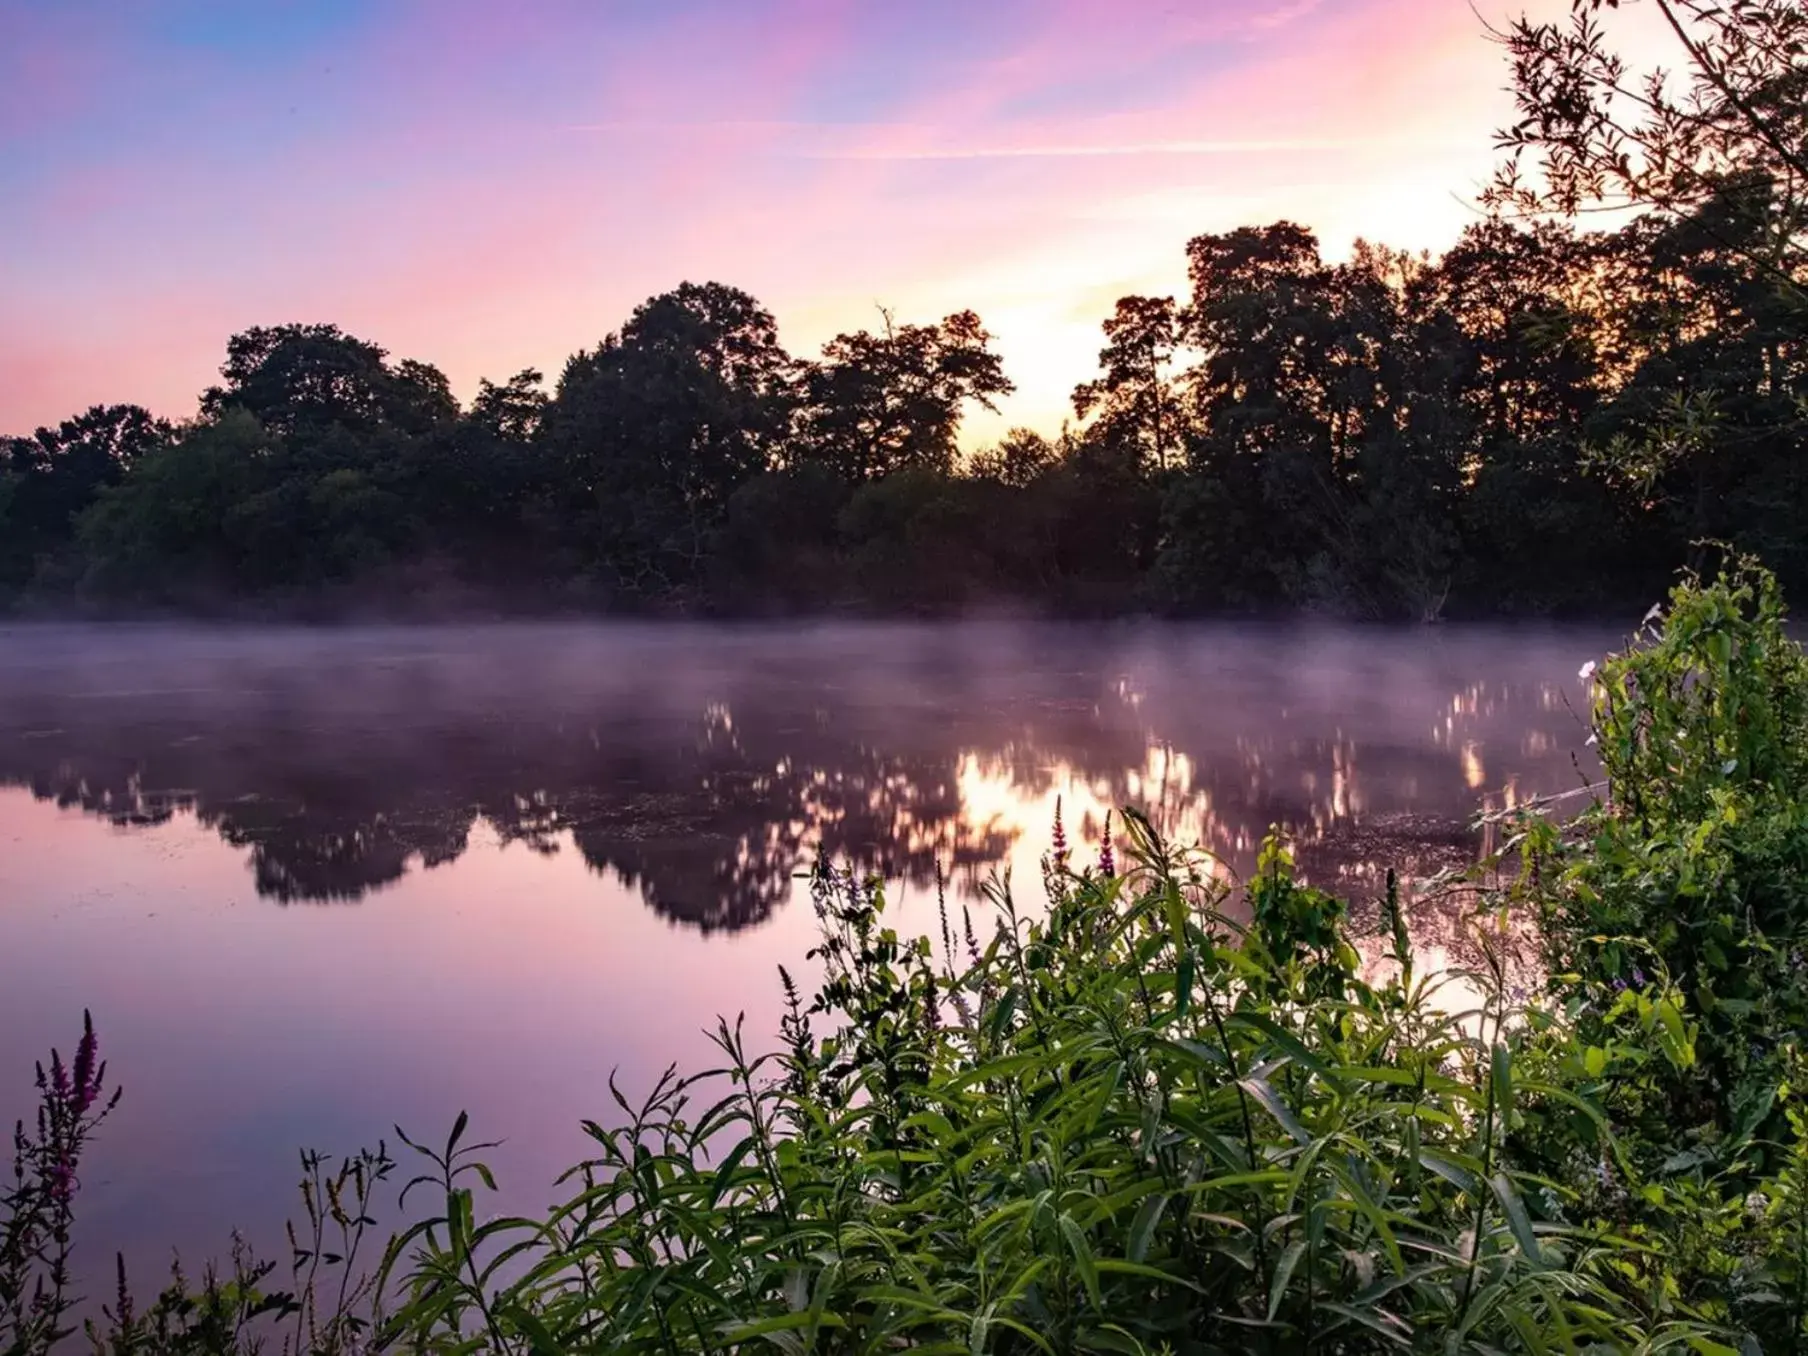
[1544,558,1808,1139]
[298,823,1710,1353]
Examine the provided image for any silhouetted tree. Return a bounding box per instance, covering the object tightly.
[1486,0,1808,596]
[799,310,1013,480]
[1073,296,1188,471]
[1492,0,1808,284]
[200,323,455,442]
[468,368,550,442]
[0,404,170,588]
[966,427,1059,488]
[542,282,795,599]
[76,410,290,595]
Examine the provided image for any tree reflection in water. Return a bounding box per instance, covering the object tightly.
[0,621,1611,929]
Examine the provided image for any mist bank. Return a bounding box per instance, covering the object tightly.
[0,615,1608,919]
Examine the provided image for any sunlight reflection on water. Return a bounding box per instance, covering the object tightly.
[0,618,1620,1274]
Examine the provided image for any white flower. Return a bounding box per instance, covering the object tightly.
[1579,660,1597,682]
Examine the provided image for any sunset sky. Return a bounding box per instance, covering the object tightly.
[2,0,1608,445]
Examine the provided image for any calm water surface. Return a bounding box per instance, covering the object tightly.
[0,620,1618,1274]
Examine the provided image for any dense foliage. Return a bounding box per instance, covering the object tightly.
[1531,561,1808,1343]
[5,2,1807,619]
[13,563,1808,1351]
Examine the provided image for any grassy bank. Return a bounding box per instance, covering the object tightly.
[9,561,1808,1353]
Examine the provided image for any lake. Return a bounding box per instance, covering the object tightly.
[0,619,1616,1279]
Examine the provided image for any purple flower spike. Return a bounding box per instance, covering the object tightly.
[72,1014,101,1114]
[1051,795,1069,867]
[115,1253,135,1329]
[1099,812,1116,878]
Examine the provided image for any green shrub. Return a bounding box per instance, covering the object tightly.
[1541,558,1808,1129]
[361,826,1699,1354]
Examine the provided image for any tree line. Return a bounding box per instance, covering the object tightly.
[5,0,1805,621]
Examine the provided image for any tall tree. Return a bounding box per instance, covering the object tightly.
[75,410,276,596]
[1072,296,1187,470]
[1181,223,1340,463]
[1172,225,1481,616]
[799,310,1013,480]
[0,404,171,589]
[966,427,1059,488]
[398,368,557,585]
[1491,0,1808,593]
[542,282,795,596]
[468,368,550,443]
[1492,0,1808,285]
[200,324,455,443]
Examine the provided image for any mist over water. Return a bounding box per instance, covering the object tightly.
[0,619,1616,1272]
